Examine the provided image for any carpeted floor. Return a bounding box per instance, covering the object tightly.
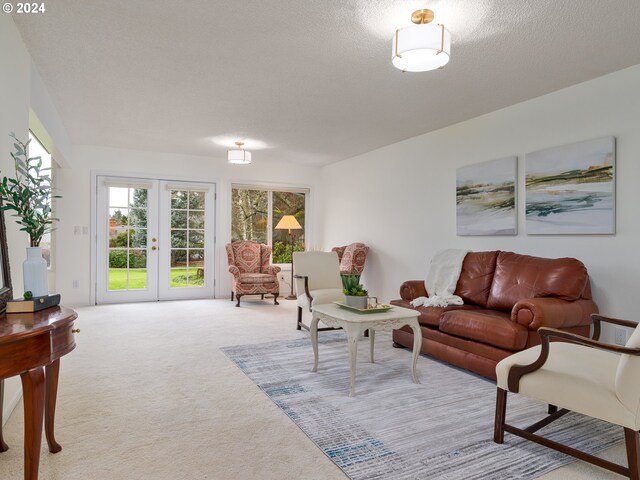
[0,299,629,479]
[223,332,623,480]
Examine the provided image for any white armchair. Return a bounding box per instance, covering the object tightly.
[293,251,344,331]
[494,314,640,479]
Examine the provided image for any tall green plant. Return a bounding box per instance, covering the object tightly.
[0,133,59,246]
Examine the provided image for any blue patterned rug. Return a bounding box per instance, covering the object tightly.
[222,332,623,480]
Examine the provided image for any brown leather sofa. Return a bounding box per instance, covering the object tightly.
[390,251,598,380]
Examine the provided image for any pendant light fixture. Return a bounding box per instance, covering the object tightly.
[392,9,451,72]
[228,141,252,164]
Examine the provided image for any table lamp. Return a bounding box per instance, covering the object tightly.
[274,215,302,299]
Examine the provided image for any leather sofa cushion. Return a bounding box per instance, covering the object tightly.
[440,309,529,350]
[486,251,588,311]
[390,299,480,327]
[454,251,499,307]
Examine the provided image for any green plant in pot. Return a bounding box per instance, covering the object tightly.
[342,274,368,309]
[0,133,60,297]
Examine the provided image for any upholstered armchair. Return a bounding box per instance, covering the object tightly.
[226,241,281,307]
[494,314,640,479]
[293,251,344,331]
[332,242,369,277]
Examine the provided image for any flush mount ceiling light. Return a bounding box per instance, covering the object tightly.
[392,9,451,72]
[227,141,252,164]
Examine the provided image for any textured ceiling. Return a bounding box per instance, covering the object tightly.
[13,0,640,166]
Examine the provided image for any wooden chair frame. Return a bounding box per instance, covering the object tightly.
[494,314,640,479]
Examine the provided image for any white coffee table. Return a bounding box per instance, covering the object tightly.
[310,303,422,397]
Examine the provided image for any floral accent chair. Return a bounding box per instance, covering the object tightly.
[226,241,281,307]
[331,242,369,278]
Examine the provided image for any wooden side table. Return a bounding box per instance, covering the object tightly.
[0,306,78,480]
[310,303,421,397]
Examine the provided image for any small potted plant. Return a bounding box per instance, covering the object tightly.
[0,133,59,296]
[342,274,368,308]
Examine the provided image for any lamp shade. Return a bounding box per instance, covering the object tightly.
[227,148,252,164]
[392,23,451,72]
[275,215,302,231]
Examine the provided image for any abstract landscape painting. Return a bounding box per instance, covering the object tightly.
[526,137,615,234]
[456,156,517,235]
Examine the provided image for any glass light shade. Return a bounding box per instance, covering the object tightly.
[227,148,252,164]
[392,23,451,72]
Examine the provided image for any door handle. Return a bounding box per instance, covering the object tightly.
[151,246,157,251]
[152,237,157,242]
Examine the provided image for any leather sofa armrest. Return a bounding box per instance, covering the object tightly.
[400,280,428,301]
[512,297,598,331]
[262,265,281,275]
[228,265,241,277]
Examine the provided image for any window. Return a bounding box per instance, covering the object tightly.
[231,186,307,264]
[27,132,54,267]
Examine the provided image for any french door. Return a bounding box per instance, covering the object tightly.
[96,176,215,304]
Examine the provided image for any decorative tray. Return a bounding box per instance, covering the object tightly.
[334,302,393,314]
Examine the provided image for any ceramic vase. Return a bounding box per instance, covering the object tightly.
[23,246,48,297]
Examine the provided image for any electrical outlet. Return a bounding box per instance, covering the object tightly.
[615,327,628,346]
[72,279,79,289]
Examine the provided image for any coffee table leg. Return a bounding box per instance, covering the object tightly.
[410,320,421,384]
[369,328,375,363]
[310,314,320,373]
[348,331,358,397]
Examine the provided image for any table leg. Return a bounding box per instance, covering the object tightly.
[348,329,359,397]
[0,379,8,452]
[310,315,320,373]
[20,367,45,480]
[410,320,422,384]
[45,360,62,453]
[369,328,375,363]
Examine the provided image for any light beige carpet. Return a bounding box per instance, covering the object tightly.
[0,299,628,479]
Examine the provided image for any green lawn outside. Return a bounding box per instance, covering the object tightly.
[108,268,204,290]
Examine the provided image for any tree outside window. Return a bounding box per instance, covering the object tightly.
[231,187,306,263]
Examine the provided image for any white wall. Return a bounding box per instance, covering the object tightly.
[56,145,323,305]
[0,14,31,425]
[320,65,640,342]
[1,15,76,424]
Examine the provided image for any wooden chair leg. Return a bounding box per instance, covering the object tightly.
[231,291,234,301]
[261,294,264,300]
[236,295,241,307]
[494,388,507,444]
[296,307,302,330]
[273,294,279,305]
[625,428,640,480]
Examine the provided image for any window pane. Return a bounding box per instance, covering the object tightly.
[231,189,268,242]
[130,228,147,248]
[188,230,204,248]
[171,230,187,248]
[171,210,187,229]
[189,191,205,210]
[188,211,204,229]
[28,132,53,267]
[272,191,306,264]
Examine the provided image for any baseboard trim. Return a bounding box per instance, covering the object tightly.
[2,388,22,427]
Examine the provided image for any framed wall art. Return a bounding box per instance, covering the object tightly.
[456,156,517,236]
[525,136,615,234]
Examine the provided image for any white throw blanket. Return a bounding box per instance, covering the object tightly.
[410,249,469,308]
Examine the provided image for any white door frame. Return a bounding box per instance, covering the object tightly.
[91,172,218,305]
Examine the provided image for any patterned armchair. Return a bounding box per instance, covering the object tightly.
[331,242,369,277]
[226,241,281,307]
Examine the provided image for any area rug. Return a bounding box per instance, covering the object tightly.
[222,332,623,480]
